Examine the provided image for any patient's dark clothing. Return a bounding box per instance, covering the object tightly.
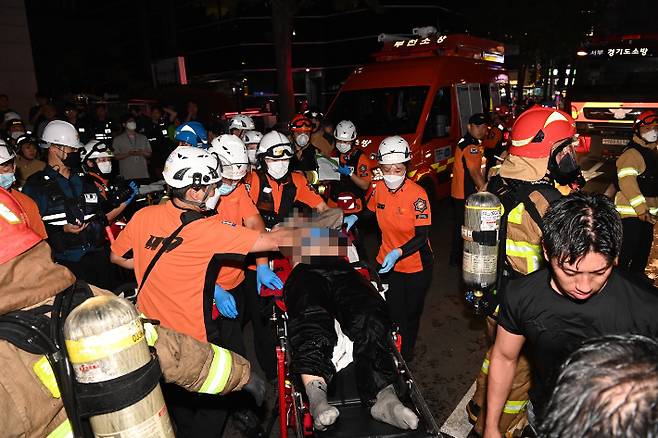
[285,257,396,405]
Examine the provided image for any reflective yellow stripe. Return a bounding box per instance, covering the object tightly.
[651,207,658,215]
[47,420,73,438]
[34,356,60,398]
[503,400,528,415]
[630,195,647,207]
[481,358,490,375]
[616,206,637,215]
[617,167,639,179]
[199,344,232,394]
[507,204,524,225]
[506,239,542,273]
[144,322,158,347]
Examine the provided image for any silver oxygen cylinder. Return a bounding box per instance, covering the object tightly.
[462,192,502,313]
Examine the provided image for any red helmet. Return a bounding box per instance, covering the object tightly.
[509,107,576,158]
[289,114,313,133]
[634,110,658,131]
[0,187,42,264]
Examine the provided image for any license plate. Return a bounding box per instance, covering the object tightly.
[602,138,627,146]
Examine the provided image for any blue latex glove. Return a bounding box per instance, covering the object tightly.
[125,181,139,205]
[214,284,237,318]
[256,264,284,294]
[343,214,358,232]
[379,249,402,274]
[336,164,353,176]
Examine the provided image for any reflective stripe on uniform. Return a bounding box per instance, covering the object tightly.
[34,356,60,398]
[144,321,158,347]
[617,167,639,179]
[507,204,524,225]
[198,344,232,394]
[629,194,647,207]
[616,205,637,215]
[47,420,73,438]
[481,358,490,375]
[506,239,542,273]
[503,400,528,415]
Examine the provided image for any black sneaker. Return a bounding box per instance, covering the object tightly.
[466,400,481,424]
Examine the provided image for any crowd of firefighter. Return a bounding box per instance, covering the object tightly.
[0,90,657,438]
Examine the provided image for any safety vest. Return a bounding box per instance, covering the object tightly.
[255,170,298,229]
[28,168,107,258]
[330,149,367,201]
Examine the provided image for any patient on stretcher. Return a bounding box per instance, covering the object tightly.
[280,223,419,431]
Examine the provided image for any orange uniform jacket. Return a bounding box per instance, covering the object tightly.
[367,179,432,273]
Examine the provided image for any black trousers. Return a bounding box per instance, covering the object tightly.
[286,259,397,405]
[58,246,116,290]
[619,217,655,275]
[384,266,433,361]
[217,282,248,357]
[450,198,466,265]
[162,383,229,438]
[243,270,278,380]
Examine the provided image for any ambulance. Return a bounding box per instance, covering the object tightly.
[326,33,508,199]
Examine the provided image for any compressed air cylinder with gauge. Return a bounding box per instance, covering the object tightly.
[64,295,175,437]
[462,191,502,315]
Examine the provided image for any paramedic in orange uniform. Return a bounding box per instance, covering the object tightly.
[0,140,47,238]
[449,113,488,266]
[209,134,282,380]
[247,130,330,229]
[367,136,433,361]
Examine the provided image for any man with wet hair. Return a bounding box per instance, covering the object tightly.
[483,192,658,438]
[539,334,658,438]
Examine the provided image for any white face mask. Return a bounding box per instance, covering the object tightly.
[10,131,25,140]
[0,172,15,189]
[218,182,237,196]
[336,141,352,154]
[247,149,258,165]
[126,121,137,131]
[383,174,405,190]
[204,189,221,210]
[97,161,112,174]
[267,160,290,180]
[642,129,658,143]
[295,133,310,148]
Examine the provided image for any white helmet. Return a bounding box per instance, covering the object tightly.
[81,140,113,161]
[3,111,21,123]
[208,135,250,180]
[229,114,255,131]
[41,120,83,149]
[257,130,293,161]
[163,146,220,189]
[334,120,357,141]
[243,130,263,145]
[377,136,411,165]
[0,139,16,164]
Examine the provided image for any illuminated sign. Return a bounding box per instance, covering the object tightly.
[585,47,651,57]
[393,35,447,48]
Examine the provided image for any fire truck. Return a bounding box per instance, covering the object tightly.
[326,33,508,200]
[569,33,658,160]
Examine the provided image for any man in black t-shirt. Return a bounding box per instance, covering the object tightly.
[483,192,658,438]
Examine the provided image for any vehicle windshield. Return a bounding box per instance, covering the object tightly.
[329,86,429,136]
[571,54,658,100]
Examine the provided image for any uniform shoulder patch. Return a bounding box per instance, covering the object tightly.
[413,198,428,213]
[358,164,368,176]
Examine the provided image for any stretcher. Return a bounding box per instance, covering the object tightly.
[263,255,440,438]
